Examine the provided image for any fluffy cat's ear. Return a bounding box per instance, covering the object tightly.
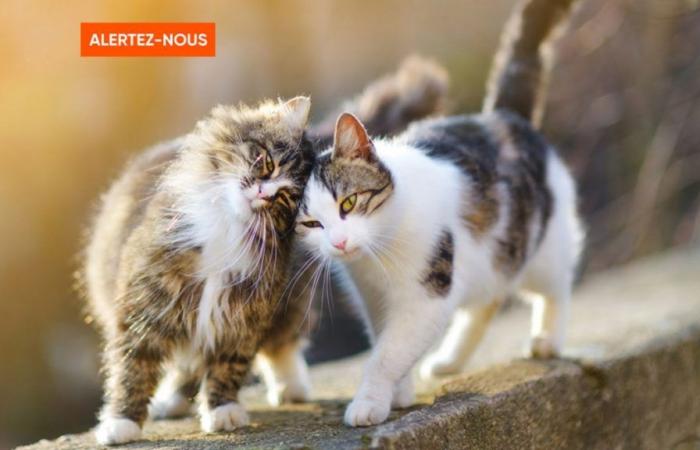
[333,113,375,161]
[281,96,311,131]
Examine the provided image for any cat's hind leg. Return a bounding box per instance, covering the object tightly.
[419,301,501,379]
[257,280,314,407]
[525,286,570,358]
[521,238,574,359]
[257,339,311,406]
[149,356,202,419]
[523,153,582,358]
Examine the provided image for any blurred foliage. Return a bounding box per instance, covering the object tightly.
[0,0,697,447]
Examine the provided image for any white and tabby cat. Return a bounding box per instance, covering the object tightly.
[296,0,583,427]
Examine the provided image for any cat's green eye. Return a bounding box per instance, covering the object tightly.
[301,220,323,229]
[264,152,275,174]
[340,194,357,215]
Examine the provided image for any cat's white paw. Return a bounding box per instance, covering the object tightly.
[530,335,560,359]
[95,416,141,445]
[200,402,250,432]
[419,354,462,379]
[150,391,193,419]
[266,375,311,407]
[344,397,391,427]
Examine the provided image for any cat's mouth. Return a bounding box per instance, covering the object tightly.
[332,246,361,260]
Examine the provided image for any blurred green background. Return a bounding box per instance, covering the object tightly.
[1,0,698,447]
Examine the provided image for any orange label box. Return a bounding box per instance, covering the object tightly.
[80,23,216,57]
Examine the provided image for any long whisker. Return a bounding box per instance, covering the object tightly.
[279,251,321,306]
[363,244,392,282]
[322,258,334,328]
[297,254,326,333]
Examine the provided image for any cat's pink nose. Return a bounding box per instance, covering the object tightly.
[257,185,271,199]
[333,239,347,251]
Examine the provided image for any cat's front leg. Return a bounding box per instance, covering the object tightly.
[199,352,253,432]
[95,334,167,445]
[345,297,454,427]
[420,301,501,379]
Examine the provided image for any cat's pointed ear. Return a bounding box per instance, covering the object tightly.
[281,96,311,131]
[333,113,375,161]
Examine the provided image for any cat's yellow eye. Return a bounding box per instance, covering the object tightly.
[301,220,323,229]
[265,152,275,174]
[340,194,357,215]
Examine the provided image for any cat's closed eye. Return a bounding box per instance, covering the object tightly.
[253,148,277,179]
[264,152,275,174]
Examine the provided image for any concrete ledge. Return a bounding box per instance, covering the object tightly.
[372,328,700,449]
[21,248,700,449]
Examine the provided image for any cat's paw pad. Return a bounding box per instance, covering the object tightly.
[419,355,461,379]
[150,391,193,420]
[200,402,250,432]
[530,336,560,359]
[95,416,141,445]
[266,377,311,406]
[392,383,415,409]
[344,397,391,427]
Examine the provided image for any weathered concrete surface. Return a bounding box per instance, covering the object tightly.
[21,247,700,449]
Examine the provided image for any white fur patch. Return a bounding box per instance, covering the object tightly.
[200,402,250,432]
[195,275,225,350]
[150,369,193,420]
[95,416,141,445]
[344,397,391,427]
[150,390,191,420]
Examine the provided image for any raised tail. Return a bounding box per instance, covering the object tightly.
[483,0,576,127]
[310,55,448,146]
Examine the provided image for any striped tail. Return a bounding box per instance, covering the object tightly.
[483,0,576,127]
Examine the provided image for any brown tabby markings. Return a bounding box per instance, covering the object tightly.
[462,185,500,238]
[100,193,299,424]
[86,100,314,427]
[421,229,454,298]
[314,154,394,215]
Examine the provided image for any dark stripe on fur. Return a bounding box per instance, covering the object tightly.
[421,229,454,298]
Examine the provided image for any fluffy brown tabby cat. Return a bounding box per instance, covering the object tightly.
[85,97,314,445]
[82,57,447,445]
